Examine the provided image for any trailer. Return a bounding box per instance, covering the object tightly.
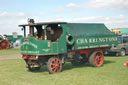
[19,19,118,74]
[7,35,22,43]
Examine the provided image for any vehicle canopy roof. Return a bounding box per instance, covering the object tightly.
[19,22,114,36]
[19,22,67,26]
[66,23,114,36]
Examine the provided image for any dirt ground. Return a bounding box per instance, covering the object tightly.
[0,54,22,60]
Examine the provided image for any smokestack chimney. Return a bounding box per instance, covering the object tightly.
[28,18,35,24]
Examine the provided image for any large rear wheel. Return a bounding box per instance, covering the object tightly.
[47,57,62,74]
[89,51,104,67]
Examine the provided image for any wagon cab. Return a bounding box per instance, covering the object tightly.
[19,19,118,74]
[19,21,67,55]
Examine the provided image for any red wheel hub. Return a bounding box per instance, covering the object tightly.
[49,58,62,73]
[94,52,104,67]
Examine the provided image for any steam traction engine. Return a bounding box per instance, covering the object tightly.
[19,19,118,74]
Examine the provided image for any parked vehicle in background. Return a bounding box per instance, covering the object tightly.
[111,28,128,35]
[104,35,128,56]
[7,35,22,43]
[7,35,22,48]
[0,34,23,49]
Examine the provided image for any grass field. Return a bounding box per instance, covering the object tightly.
[0,48,20,55]
[0,56,128,85]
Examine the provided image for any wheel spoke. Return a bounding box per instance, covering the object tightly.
[97,60,99,64]
[51,65,56,69]
[54,68,57,73]
[52,68,56,72]
[51,63,55,66]
[51,66,56,70]
[52,59,56,63]
[56,67,60,72]
[55,58,58,64]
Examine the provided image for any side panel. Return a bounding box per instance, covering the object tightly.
[58,24,67,54]
[7,35,22,42]
[66,23,118,50]
[74,35,118,50]
[21,37,52,55]
[52,42,58,54]
[21,24,68,55]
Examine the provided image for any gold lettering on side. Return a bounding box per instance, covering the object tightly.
[76,37,117,44]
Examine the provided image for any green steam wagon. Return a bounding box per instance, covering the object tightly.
[19,19,118,74]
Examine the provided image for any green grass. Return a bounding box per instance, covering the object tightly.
[0,56,128,85]
[0,48,20,55]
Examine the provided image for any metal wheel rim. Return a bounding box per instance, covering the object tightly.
[94,52,104,67]
[50,58,62,73]
[121,50,125,56]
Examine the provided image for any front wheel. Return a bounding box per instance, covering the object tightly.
[89,51,104,67]
[47,57,62,74]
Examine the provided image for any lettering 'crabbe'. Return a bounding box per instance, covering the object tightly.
[76,37,117,44]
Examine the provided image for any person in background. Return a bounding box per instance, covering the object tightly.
[3,35,8,40]
[13,39,21,47]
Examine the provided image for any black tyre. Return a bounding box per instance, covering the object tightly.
[89,51,104,67]
[115,52,119,56]
[47,57,62,74]
[71,54,88,66]
[120,49,126,56]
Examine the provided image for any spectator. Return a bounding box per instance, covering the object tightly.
[3,35,8,40]
[13,39,21,47]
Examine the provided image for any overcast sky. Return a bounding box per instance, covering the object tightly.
[0,0,128,35]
